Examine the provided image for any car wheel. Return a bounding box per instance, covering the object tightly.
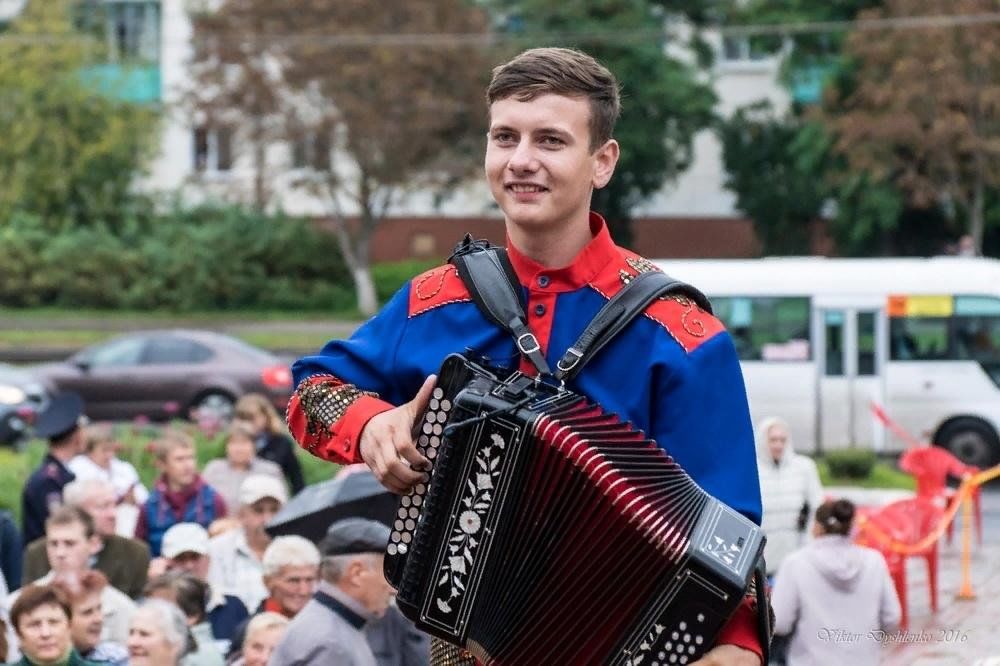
[190,391,236,425]
[936,417,1000,468]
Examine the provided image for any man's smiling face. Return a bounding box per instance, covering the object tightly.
[485,93,616,237]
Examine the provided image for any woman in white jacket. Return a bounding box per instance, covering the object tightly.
[771,499,902,666]
[756,416,824,576]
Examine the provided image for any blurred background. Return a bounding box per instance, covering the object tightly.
[1,0,999,489]
[0,1,998,662]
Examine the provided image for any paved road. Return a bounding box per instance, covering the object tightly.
[796,486,1000,664]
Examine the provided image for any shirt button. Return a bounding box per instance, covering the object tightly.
[534,303,546,316]
[537,275,550,288]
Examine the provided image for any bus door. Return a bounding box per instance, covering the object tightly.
[814,306,886,450]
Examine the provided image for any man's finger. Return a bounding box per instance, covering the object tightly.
[382,458,423,494]
[394,431,429,470]
[407,374,438,420]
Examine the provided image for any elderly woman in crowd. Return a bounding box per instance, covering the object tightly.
[202,424,284,512]
[7,584,92,665]
[227,613,288,666]
[126,600,192,666]
[232,395,304,495]
[143,573,224,666]
[755,416,824,576]
[224,536,318,659]
[51,571,128,665]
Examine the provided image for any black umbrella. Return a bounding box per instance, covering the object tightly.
[265,469,398,543]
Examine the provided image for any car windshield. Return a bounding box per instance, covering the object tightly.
[78,337,146,367]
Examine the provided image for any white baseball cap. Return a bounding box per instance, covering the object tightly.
[238,474,289,507]
[161,522,210,559]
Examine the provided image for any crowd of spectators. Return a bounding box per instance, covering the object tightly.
[0,392,428,665]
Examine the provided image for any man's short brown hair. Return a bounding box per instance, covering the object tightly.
[46,505,96,540]
[486,47,621,151]
[10,584,72,634]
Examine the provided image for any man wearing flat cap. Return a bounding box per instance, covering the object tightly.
[269,517,395,666]
[22,393,87,544]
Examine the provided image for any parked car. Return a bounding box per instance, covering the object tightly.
[0,362,50,446]
[32,330,293,422]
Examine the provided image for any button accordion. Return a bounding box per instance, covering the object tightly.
[385,354,764,665]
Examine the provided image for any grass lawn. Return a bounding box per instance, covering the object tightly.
[0,308,360,352]
[0,307,359,323]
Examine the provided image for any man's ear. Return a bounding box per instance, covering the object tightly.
[88,535,102,556]
[592,139,620,190]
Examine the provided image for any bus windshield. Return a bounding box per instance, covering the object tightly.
[890,295,1000,387]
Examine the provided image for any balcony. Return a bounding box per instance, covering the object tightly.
[79,62,161,104]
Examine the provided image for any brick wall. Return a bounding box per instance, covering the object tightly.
[350,215,764,263]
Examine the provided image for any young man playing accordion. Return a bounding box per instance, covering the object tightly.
[288,47,767,666]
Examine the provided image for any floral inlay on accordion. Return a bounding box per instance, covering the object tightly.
[384,353,764,666]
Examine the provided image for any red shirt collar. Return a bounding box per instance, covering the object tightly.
[264,597,293,617]
[505,212,619,292]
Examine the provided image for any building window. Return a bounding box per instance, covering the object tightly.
[712,296,812,361]
[720,35,777,63]
[410,233,436,257]
[193,126,234,172]
[292,130,331,171]
[103,1,160,62]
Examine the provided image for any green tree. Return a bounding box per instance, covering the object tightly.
[717,103,829,254]
[0,0,158,230]
[824,0,1000,255]
[190,0,490,316]
[489,0,717,247]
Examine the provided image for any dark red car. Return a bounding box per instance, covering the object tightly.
[32,330,293,422]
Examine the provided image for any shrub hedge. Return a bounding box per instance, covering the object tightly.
[822,448,878,479]
[0,207,367,311]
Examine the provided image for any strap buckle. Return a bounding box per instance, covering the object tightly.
[516,332,541,355]
[555,347,583,374]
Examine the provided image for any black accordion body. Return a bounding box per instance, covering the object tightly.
[385,353,764,665]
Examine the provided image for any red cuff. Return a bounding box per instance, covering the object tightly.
[332,395,395,464]
[287,386,394,465]
[714,598,763,662]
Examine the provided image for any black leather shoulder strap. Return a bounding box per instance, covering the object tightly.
[448,235,551,376]
[554,270,712,381]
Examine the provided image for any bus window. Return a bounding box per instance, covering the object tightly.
[953,296,1000,387]
[889,317,948,360]
[712,296,811,361]
[890,297,1000,364]
[857,311,877,376]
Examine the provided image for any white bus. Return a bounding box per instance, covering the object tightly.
[655,256,1000,467]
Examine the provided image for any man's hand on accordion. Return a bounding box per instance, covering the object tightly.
[359,374,436,494]
[690,644,762,666]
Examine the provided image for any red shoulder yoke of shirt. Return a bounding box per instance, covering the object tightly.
[407,264,471,317]
[587,244,726,354]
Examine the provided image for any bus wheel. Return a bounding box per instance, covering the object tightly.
[936,417,1000,468]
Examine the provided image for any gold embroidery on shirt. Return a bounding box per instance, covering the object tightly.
[619,257,707,338]
[294,378,378,452]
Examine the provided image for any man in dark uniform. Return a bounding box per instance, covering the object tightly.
[22,392,86,544]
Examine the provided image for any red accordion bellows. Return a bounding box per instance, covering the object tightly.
[386,354,763,666]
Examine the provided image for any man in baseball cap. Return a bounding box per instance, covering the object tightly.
[269,518,394,666]
[159,522,250,652]
[22,392,88,543]
[207,475,288,614]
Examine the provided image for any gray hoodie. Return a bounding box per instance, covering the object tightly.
[771,535,902,666]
